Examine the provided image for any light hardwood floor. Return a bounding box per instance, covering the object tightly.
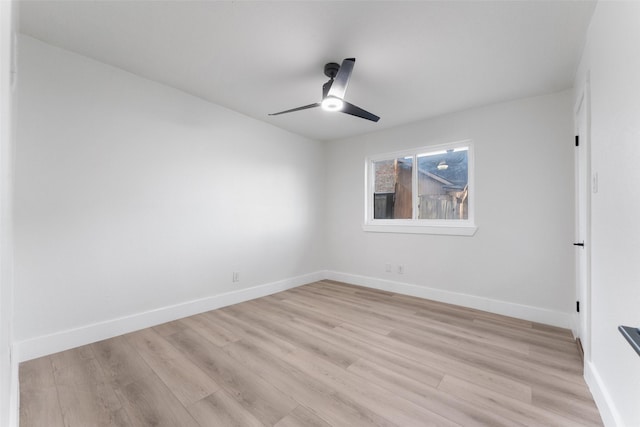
[19,281,603,426]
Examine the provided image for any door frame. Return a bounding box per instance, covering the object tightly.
[574,79,592,363]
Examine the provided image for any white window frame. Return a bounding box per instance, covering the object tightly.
[363,140,477,236]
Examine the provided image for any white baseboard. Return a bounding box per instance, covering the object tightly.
[584,361,622,427]
[8,347,18,427]
[15,271,324,362]
[324,270,573,328]
[14,269,573,362]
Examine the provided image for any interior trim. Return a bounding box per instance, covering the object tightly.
[14,269,573,361]
[585,360,622,427]
[14,271,324,362]
[324,270,572,328]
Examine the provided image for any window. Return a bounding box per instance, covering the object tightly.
[364,140,476,235]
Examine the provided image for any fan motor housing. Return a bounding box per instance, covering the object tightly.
[324,62,340,78]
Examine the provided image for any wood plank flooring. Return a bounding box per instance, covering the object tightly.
[19,281,603,426]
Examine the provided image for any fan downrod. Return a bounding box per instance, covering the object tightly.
[324,62,340,78]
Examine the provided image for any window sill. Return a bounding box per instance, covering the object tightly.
[362,223,477,236]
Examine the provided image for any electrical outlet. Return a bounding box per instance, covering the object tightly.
[232,272,240,282]
[385,263,392,273]
[397,265,404,274]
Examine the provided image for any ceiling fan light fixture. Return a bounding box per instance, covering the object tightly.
[321,96,344,112]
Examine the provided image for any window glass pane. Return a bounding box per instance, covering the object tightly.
[373,157,413,219]
[417,148,468,219]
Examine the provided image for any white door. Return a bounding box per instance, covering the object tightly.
[575,89,590,361]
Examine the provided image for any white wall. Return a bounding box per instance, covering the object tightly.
[0,1,17,426]
[14,36,325,357]
[325,91,575,326]
[575,2,640,426]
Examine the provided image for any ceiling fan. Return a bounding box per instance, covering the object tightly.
[269,58,380,122]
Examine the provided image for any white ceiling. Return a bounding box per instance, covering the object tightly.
[18,1,596,142]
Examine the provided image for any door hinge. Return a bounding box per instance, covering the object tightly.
[577,301,580,313]
[575,135,579,147]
